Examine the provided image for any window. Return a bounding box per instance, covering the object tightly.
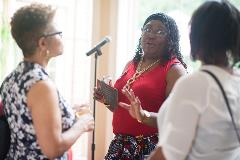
[116,0,240,75]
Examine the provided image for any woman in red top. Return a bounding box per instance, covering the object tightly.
[94,13,187,159]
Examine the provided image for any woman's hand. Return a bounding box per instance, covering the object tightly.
[93,80,113,105]
[93,87,105,104]
[73,104,94,132]
[119,88,145,122]
[73,104,91,116]
[76,115,94,132]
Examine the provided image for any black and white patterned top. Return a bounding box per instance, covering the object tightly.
[0,61,76,160]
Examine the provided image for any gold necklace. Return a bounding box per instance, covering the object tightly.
[124,57,160,90]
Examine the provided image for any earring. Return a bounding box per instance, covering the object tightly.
[46,50,50,59]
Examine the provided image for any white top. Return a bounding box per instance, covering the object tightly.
[157,65,240,160]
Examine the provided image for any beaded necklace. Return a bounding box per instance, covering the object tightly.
[124,57,160,90]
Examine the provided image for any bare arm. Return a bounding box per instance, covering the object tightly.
[165,64,186,96]
[27,80,94,159]
[147,146,166,160]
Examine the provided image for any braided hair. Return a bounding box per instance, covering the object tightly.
[134,13,187,68]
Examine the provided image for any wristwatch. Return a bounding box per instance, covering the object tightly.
[138,110,151,123]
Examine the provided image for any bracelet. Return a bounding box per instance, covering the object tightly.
[104,103,110,108]
[104,103,115,112]
[105,104,111,108]
[137,110,151,123]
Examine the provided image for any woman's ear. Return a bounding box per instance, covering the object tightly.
[38,37,47,50]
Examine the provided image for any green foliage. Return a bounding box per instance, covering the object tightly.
[234,62,240,68]
[184,55,201,72]
[230,0,240,8]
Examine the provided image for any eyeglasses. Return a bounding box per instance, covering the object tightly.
[142,27,167,37]
[41,31,62,38]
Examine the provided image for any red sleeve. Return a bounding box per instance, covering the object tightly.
[0,101,3,116]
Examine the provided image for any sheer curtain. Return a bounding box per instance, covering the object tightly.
[115,0,138,78]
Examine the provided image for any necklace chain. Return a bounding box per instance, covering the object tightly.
[124,57,160,90]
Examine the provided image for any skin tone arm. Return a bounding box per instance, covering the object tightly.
[147,146,166,160]
[120,64,186,127]
[27,80,94,159]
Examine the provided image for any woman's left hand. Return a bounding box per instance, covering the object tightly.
[72,104,92,117]
[147,146,166,160]
[119,88,145,122]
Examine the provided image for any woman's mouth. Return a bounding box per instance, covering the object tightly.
[145,42,155,47]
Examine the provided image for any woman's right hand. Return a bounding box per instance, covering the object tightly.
[119,88,145,122]
[93,86,105,104]
[93,78,114,104]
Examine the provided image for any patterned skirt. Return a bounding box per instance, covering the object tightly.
[105,133,158,160]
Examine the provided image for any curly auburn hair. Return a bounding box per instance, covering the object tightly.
[134,13,187,68]
[11,3,56,57]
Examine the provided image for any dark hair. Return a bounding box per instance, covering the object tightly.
[190,0,240,66]
[134,13,187,68]
[11,3,56,57]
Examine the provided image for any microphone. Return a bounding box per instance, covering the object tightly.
[86,36,111,56]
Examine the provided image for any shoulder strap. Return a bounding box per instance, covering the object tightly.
[202,69,240,143]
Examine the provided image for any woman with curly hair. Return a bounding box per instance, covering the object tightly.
[94,13,187,159]
[122,1,240,160]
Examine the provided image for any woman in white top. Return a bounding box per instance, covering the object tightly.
[119,0,240,160]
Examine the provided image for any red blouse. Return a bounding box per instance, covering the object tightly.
[0,101,3,116]
[113,57,181,136]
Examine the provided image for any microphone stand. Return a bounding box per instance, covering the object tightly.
[91,48,102,160]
